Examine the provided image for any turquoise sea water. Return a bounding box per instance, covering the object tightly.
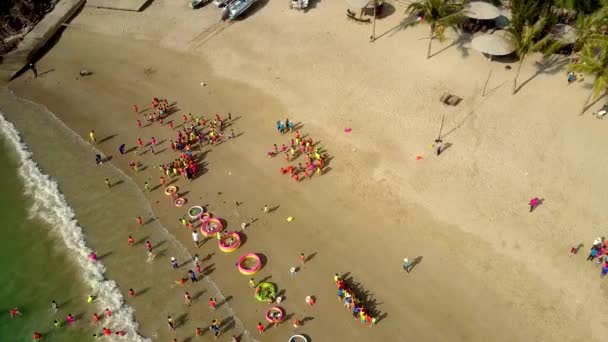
[0,137,91,342]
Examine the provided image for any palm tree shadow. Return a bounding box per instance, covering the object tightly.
[516,56,569,94]
[375,14,417,41]
[430,32,471,59]
[583,90,607,115]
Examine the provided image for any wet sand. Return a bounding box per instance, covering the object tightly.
[4,0,608,341]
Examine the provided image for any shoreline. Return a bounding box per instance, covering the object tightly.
[4,1,608,340]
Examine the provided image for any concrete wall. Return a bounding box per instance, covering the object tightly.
[0,0,85,82]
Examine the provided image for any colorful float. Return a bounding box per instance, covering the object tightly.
[198,212,211,222]
[238,253,262,275]
[188,206,204,219]
[265,306,285,322]
[289,335,308,342]
[200,217,223,237]
[175,197,186,207]
[218,231,241,253]
[164,185,178,196]
[255,282,276,302]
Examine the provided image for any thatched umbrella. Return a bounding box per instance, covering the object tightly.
[463,1,501,20]
[472,32,516,96]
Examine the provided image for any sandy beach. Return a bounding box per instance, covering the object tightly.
[4,0,608,341]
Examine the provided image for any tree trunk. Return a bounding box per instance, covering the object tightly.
[512,55,525,95]
[580,86,595,116]
[426,25,434,59]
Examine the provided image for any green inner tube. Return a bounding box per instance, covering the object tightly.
[255,282,277,302]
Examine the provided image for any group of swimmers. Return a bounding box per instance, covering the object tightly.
[334,274,377,328]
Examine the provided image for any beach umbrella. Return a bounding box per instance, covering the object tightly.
[550,23,576,45]
[463,1,501,20]
[471,32,516,96]
[346,0,370,8]
[472,32,516,56]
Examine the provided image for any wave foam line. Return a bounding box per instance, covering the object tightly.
[0,112,149,342]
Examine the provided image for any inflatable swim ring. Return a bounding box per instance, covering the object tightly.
[289,335,308,342]
[255,282,277,302]
[175,198,186,207]
[218,231,241,253]
[198,212,211,222]
[200,217,223,237]
[188,206,204,219]
[164,185,178,196]
[238,253,262,275]
[265,306,285,322]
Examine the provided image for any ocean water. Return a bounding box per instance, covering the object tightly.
[0,86,251,341]
[0,92,149,341]
[0,135,92,341]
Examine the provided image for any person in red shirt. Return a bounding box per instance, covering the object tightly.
[128,289,136,298]
[127,236,135,246]
[208,298,216,310]
[104,308,112,317]
[9,308,22,318]
[33,332,42,340]
[257,322,264,334]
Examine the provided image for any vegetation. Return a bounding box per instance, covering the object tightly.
[569,42,608,115]
[406,0,465,59]
[509,16,559,94]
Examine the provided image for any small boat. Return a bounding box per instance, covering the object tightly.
[213,0,233,8]
[223,0,256,20]
[190,0,206,8]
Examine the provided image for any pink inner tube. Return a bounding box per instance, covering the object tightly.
[237,253,262,275]
[218,232,241,252]
[200,217,223,237]
[198,212,211,222]
[265,306,285,323]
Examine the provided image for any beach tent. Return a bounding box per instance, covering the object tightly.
[463,1,501,20]
[472,32,516,96]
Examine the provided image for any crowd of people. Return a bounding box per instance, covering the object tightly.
[269,119,328,182]
[334,274,377,328]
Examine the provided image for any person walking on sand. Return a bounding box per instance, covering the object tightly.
[137,216,143,226]
[144,181,150,192]
[208,298,216,310]
[51,300,58,314]
[192,231,200,248]
[146,249,156,262]
[210,319,220,337]
[104,308,111,318]
[249,278,256,288]
[104,178,111,188]
[171,257,179,269]
[402,257,412,273]
[257,322,265,334]
[529,197,540,212]
[263,204,269,213]
[167,316,175,331]
[188,269,198,282]
[300,253,306,265]
[434,138,443,156]
[127,236,135,246]
[145,241,152,251]
[28,62,38,78]
[119,144,126,154]
[128,289,135,298]
[184,292,191,306]
[587,247,599,261]
[89,130,96,144]
[160,176,166,188]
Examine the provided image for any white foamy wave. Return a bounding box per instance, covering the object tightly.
[0,112,150,342]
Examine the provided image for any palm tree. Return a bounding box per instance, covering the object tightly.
[568,7,608,57]
[510,16,558,94]
[568,42,608,115]
[406,0,465,59]
[553,0,603,14]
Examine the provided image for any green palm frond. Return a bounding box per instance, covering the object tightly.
[569,42,608,99]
